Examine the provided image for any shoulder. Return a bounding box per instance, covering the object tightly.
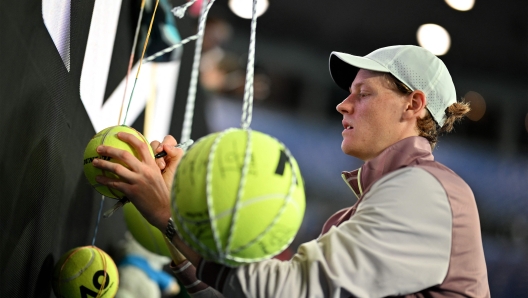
[358,167,452,222]
[414,161,475,200]
[413,159,465,184]
[367,166,446,197]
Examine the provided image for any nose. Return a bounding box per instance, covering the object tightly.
[336,94,353,115]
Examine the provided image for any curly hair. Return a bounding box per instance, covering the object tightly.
[382,73,470,149]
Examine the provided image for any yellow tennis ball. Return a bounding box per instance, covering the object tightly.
[83,125,154,199]
[52,246,119,298]
[171,128,306,267]
[123,202,172,258]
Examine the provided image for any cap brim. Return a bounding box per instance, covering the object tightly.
[329,52,389,91]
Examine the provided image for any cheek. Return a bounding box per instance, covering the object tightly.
[361,107,384,132]
[359,107,395,141]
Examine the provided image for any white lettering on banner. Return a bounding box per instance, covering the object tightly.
[79,0,180,141]
[42,0,71,71]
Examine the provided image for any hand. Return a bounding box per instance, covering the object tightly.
[150,135,184,192]
[92,132,181,231]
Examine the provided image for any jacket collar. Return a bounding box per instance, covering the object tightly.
[341,136,434,199]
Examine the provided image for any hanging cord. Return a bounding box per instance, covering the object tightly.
[119,0,203,123]
[141,0,203,63]
[122,0,161,125]
[180,0,216,143]
[223,0,259,259]
[118,0,146,125]
[230,144,298,256]
[138,0,216,142]
[225,128,252,257]
[171,0,198,18]
[240,0,258,130]
[91,195,105,246]
[143,34,199,63]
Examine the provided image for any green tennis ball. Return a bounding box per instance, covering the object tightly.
[83,125,154,199]
[52,246,119,298]
[123,202,172,258]
[171,128,306,267]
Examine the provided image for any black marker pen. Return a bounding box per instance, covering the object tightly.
[154,139,194,158]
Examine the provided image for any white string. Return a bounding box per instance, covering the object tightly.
[225,129,252,254]
[118,1,146,125]
[230,144,298,256]
[142,0,217,63]
[240,0,258,130]
[222,0,259,263]
[180,0,216,143]
[143,34,199,63]
[221,0,259,260]
[171,130,301,265]
[142,0,256,137]
[91,195,105,246]
[168,0,267,266]
[206,129,231,260]
[171,0,198,18]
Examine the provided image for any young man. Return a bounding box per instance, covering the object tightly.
[93,45,490,297]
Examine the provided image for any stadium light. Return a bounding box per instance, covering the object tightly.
[229,0,269,19]
[445,0,475,11]
[417,24,451,56]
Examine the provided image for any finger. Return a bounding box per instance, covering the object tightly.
[158,135,177,170]
[161,143,184,178]
[150,140,162,153]
[150,140,166,169]
[92,158,134,183]
[94,174,130,194]
[117,132,155,164]
[161,135,177,147]
[96,144,140,172]
[158,135,181,159]
[162,143,184,161]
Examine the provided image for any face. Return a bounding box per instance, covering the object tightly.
[336,69,410,161]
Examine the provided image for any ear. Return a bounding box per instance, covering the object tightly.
[402,90,427,120]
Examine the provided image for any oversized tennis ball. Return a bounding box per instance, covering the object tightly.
[123,202,172,258]
[171,128,305,267]
[83,125,154,199]
[52,246,119,298]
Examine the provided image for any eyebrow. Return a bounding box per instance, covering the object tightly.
[349,82,364,94]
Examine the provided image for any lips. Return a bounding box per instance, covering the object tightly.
[342,120,353,130]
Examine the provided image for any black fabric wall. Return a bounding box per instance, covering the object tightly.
[0,1,208,297]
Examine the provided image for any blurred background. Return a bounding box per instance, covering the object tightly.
[0,0,526,297]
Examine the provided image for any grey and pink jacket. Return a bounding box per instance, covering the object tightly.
[171,136,490,297]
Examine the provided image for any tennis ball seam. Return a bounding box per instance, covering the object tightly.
[58,247,96,282]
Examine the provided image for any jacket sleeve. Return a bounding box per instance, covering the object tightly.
[200,167,454,297]
[170,260,225,298]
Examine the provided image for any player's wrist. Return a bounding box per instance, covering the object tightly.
[152,202,172,232]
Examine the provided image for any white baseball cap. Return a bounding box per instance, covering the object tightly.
[329,45,457,127]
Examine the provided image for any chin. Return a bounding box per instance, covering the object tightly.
[341,143,358,157]
[342,144,370,161]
